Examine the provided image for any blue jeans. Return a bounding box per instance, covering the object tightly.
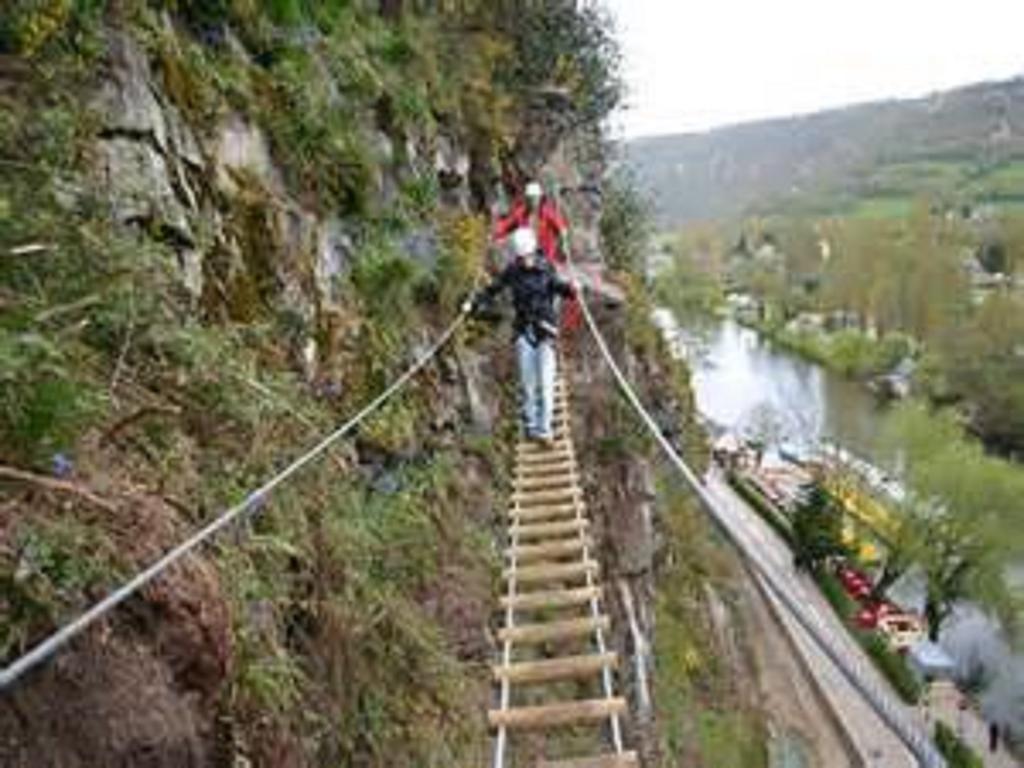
[516,335,556,438]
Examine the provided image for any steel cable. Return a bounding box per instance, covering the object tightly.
[563,253,946,768]
[0,306,472,691]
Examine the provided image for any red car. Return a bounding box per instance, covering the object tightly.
[856,605,881,629]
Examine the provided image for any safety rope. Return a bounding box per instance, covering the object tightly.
[0,306,472,691]
[563,253,947,768]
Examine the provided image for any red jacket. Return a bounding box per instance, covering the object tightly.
[493,197,568,265]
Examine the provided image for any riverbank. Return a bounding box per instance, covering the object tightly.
[739,316,912,381]
[663,309,1024,757]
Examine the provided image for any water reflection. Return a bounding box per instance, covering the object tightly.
[686,319,885,461]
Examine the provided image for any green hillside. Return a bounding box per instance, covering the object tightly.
[625,77,1024,225]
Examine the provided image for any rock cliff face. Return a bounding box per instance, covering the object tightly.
[0,6,760,766]
[84,24,475,375]
[3,9,500,767]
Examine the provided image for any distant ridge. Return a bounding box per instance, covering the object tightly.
[624,77,1024,226]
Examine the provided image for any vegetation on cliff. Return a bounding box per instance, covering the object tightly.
[0,1,627,765]
[2,3,770,764]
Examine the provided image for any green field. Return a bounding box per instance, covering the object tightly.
[865,160,974,196]
[771,158,1024,219]
[849,195,916,219]
[971,161,1024,199]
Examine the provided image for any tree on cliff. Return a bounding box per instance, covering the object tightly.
[601,171,652,275]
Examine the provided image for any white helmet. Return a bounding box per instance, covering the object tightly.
[511,227,538,258]
[525,181,543,200]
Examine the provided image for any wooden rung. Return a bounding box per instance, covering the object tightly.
[517,457,575,471]
[515,474,578,492]
[538,751,639,768]
[513,487,580,507]
[516,473,576,487]
[505,560,598,584]
[506,537,591,562]
[516,449,573,464]
[492,652,617,684]
[518,440,573,455]
[500,585,601,610]
[512,475,577,493]
[498,615,609,644]
[517,449,574,465]
[517,461,576,478]
[488,697,626,730]
[511,519,589,540]
[509,502,579,522]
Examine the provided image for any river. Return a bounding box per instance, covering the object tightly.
[678,317,885,461]
[660,311,1024,742]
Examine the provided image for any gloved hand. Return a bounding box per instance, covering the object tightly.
[460,290,481,316]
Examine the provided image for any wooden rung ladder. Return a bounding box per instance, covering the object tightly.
[491,374,635,768]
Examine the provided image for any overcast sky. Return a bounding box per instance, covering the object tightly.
[606,0,1024,138]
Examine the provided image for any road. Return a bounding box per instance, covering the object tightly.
[703,467,1021,768]
[704,467,919,767]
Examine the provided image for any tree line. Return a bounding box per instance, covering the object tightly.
[658,203,1024,453]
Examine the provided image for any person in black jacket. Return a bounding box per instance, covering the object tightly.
[470,227,575,444]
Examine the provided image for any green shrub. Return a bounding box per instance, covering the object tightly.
[727,471,794,544]
[156,32,221,123]
[257,47,376,214]
[791,482,846,572]
[0,331,99,464]
[435,212,485,313]
[400,174,440,221]
[828,329,878,376]
[872,333,913,372]
[935,721,985,768]
[858,630,922,703]
[600,172,652,276]
[503,2,623,124]
[815,568,857,618]
[773,327,911,378]
[350,242,423,324]
[697,710,769,768]
[1,516,123,661]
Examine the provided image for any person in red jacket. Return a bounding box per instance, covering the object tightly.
[493,180,570,266]
[493,180,582,331]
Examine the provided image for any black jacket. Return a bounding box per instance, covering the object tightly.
[477,257,574,342]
